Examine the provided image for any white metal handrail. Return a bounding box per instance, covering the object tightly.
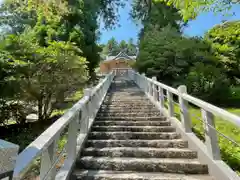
[131,71,240,162]
[12,72,114,180]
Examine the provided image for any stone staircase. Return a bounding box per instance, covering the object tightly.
[72,78,214,180]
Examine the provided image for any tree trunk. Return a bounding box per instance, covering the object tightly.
[38,98,44,121]
[43,93,52,121]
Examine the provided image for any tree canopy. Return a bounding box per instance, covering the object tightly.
[0,0,123,123]
[134,0,231,104]
[101,37,138,57]
[156,0,239,21]
[205,20,240,84]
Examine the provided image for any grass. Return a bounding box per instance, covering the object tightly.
[51,89,83,117]
[166,101,240,175]
[66,89,83,102]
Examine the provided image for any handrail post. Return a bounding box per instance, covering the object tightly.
[40,134,59,179]
[80,88,92,134]
[66,112,78,162]
[201,109,221,160]
[167,90,174,117]
[159,86,164,111]
[149,80,153,97]
[178,85,192,133]
[92,93,98,117]
[152,77,158,102]
[141,73,146,91]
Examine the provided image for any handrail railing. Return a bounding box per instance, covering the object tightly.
[6,68,240,179]
[12,72,114,180]
[130,71,240,178]
[142,74,240,128]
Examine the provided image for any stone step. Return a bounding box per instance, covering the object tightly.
[107,90,142,92]
[105,95,146,97]
[100,104,155,108]
[95,117,166,121]
[102,102,152,105]
[105,95,147,97]
[77,157,208,174]
[97,113,161,117]
[106,94,146,95]
[86,139,188,149]
[88,132,181,140]
[99,110,160,114]
[100,107,159,111]
[100,106,157,109]
[102,102,154,106]
[91,126,175,132]
[103,97,150,100]
[82,147,197,159]
[100,106,160,112]
[93,120,171,126]
[73,170,214,180]
[104,98,150,101]
[101,104,155,107]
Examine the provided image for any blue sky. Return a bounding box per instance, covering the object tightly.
[99,1,142,44]
[99,3,240,44]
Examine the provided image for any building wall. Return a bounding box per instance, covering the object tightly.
[100,59,135,74]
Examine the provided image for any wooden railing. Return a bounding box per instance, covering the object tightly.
[12,72,114,180]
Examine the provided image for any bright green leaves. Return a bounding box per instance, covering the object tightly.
[155,0,237,21]
[205,21,240,83]
[0,0,91,123]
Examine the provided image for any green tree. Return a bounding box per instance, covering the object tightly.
[205,20,240,84]
[186,62,230,104]
[119,40,128,51]
[131,0,184,31]
[0,0,124,79]
[0,0,90,123]
[103,37,120,55]
[1,29,88,121]
[101,37,138,57]
[136,25,229,102]
[0,48,24,124]
[127,38,137,55]
[156,0,239,21]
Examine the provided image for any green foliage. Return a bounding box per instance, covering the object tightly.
[0,0,124,79]
[1,29,88,121]
[137,26,225,91]
[156,0,238,21]
[0,0,124,124]
[101,37,138,56]
[186,62,231,104]
[135,0,232,104]
[131,0,184,32]
[205,21,240,84]
[66,89,83,102]
[102,37,120,56]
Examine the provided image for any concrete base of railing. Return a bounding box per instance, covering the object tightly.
[0,140,19,180]
[145,93,240,180]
